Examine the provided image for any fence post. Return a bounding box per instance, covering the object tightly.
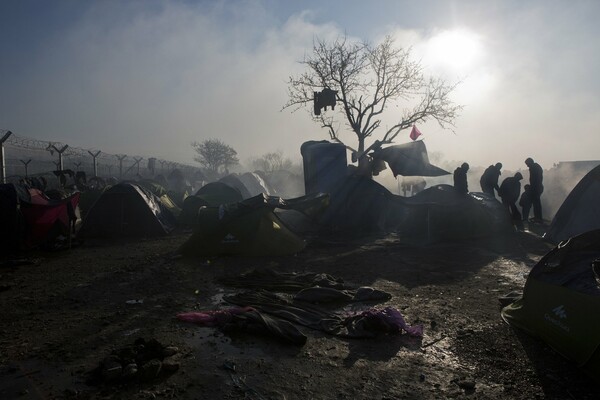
[116,155,127,178]
[0,131,13,183]
[20,159,32,177]
[88,150,101,177]
[134,157,143,176]
[50,144,69,170]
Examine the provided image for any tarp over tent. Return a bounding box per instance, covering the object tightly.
[79,182,176,238]
[502,229,600,382]
[373,141,450,177]
[179,193,328,256]
[544,165,600,244]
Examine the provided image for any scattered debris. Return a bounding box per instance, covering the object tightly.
[88,338,180,384]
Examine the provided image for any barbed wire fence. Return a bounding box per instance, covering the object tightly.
[0,128,202,186]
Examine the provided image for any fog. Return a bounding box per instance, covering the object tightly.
[1,1,599,180]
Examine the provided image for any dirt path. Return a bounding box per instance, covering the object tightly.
[0,231,598,399]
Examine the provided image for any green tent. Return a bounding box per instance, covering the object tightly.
[179,194,311,256]
[179,182,244,226]
[502,229,600,382]
[137,180,181,216]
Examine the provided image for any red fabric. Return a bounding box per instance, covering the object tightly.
[177,307,255,326]
[409,125,422,141]
[20,193,80,247]
[28,188,50,205]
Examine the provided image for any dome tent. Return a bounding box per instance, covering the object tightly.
[79,182,175,238]
[544,165,600,244]
[179,194,306,257]
[502,229,600,383]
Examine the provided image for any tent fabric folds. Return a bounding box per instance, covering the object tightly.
[544,165,600,244]
[79,182,176,238]
[179,193,329,256]
[502,229,600,382]
[0,183,80,249]
[373,141,450,177]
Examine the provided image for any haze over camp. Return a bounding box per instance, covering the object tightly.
[1,0,599,170]
[1,1,599,399]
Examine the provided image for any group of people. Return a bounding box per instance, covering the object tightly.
[453,158,544,228]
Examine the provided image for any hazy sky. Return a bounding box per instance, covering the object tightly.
[1,0,599,170]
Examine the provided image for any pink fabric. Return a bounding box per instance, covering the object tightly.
[409,125,422,141]
[177,307,255,326]
[380,306,423,336]
[358,306,424,337]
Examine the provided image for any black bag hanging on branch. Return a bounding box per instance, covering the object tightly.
[313,88,338,115]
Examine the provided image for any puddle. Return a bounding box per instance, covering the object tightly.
[183,327,272,361]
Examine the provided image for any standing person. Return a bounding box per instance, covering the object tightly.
[519,184,533,222]
[525,157,544,222]
[479,162,503,197]
[453,162,469,194]
[499,172,524,229]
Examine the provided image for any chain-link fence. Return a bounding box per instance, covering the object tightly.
[0,129,201,186]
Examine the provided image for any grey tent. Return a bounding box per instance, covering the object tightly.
[79,182,176,238]
[238,172,274,196]
[219,174,252,199]
[544,165,600,244]
[179,182,244,226]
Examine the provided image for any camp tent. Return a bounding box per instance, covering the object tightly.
[317,176,513,241]
[318,175,393,231]
[179,182,244,225]
[502,229,600,383]
[238,172,274,196]
[179,193,328,256]
[544,165,600,244]
[79,182,175,238]
[137,180,182,216]
[0,183,79,250]
[218,174,252,199]
[396,186,514,243]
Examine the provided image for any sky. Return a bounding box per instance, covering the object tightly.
[1,0,599,171]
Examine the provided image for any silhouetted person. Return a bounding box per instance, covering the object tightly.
[519,184,533,222]
[525,157,544,222]
[453,162,469,194]
[499,172,523,229]
[480,162,502,197]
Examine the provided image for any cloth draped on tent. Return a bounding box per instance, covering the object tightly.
[373,141,449,177]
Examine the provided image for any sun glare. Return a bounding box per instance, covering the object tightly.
[427,29,482,71]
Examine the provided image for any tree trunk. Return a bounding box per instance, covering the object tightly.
[355,137,372,178]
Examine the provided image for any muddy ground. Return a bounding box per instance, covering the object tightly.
[0,228,598,400]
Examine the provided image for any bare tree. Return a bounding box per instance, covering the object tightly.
[251,150,293,173]
[191,139,239,176]
[284,35,462,172]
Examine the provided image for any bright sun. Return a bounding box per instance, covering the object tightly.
[427,29,482,71]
